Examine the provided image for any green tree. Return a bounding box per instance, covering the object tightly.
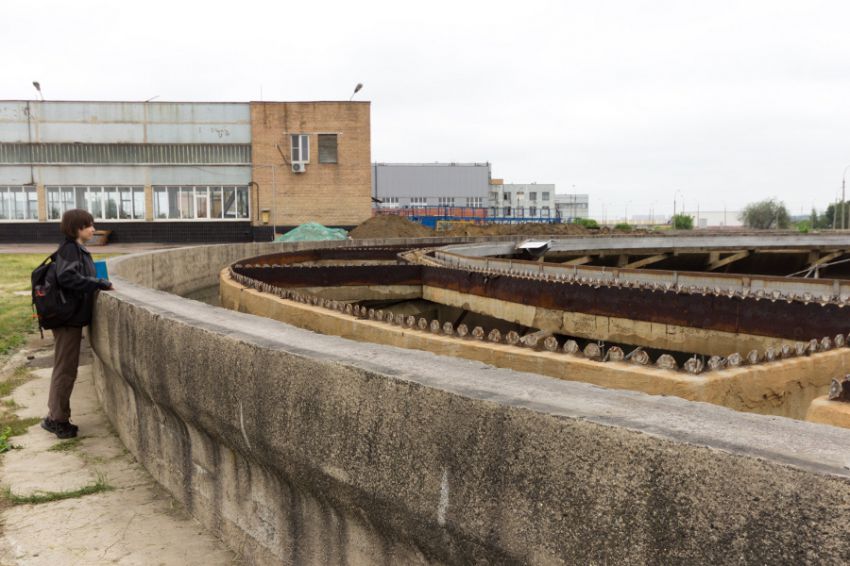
[740,199,791,229]
[821,202,850,229]
[671,214,694,230]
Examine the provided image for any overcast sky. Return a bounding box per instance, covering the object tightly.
[6,0,850,219]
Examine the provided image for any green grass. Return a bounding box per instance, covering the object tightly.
[47,437,82,452]
[0,416,40,438]
[0,254,43,355]
[0,252,119,356]
[0,427,13,454]
[2,473,112,505]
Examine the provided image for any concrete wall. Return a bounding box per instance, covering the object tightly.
[90,239,850,564]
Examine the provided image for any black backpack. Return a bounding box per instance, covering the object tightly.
[31,253,77,334]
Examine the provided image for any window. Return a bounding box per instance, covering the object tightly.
[530,206,537,216]
[153,186,249,220]
[529,192,537,201]
[380,197,399,208]
[318,134,338,164]
[438,197,455,206]
[0,186,38,220]
[466,197,483,207]
[291,134,310,163]
[504,192,511,202]
[46,186,145,220]
[542,206,550,216]
[542,192,550,201]
[410,197,428,206]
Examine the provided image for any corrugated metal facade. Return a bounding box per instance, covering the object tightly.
[0,101,252,197]
[372,163,491,204]
[0,143,251,165]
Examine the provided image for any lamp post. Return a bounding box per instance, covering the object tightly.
[349,83,363,101]
[32,81,43,101]
[841,165,850,230]
[673,189,684,219]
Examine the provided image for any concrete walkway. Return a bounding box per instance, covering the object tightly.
[0,337,239,565]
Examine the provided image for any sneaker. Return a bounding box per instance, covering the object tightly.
[41,418,78,439]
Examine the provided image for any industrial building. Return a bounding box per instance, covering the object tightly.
[373,162,588,222]
[372,163,492,208]
[0,100,372,243]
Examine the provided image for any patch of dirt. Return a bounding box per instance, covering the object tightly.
[349,215,435,239]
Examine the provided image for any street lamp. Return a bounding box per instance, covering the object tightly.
[673,189,684,218]
[32,81,43,101]
[841,165,850,230]
[349,83,363,101]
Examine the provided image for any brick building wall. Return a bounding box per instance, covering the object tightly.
[250,102,372,228]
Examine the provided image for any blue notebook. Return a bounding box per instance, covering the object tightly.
[94,260,109,280]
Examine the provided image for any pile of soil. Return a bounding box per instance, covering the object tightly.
[349,215,434,239]
[349,215,624,240]
[440,222,591,237]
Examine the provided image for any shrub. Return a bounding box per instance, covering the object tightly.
[574,218,599,229]
[671,214,694,230]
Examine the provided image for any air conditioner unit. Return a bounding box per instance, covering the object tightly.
[291,162,307,173]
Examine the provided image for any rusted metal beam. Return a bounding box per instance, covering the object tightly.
[421,266,850,341]
[707,250,750,271]
[234,264,422,287]
[624,254,669,269]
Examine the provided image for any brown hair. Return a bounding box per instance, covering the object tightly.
[60,209,94,239]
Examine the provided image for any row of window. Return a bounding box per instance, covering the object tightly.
[0,186,39,220]
[501,192,551,202]
[47,186,146,221]
[379,197,485,207]
[153,186,249,220]
[31,185,251,221]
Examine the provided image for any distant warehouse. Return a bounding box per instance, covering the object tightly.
[0,99,373,243]
[372,162,588,222]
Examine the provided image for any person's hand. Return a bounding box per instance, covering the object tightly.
[97,279,114,291]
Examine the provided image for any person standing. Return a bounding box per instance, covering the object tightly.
[41,209,113,439]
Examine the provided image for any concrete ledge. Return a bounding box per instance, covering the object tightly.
[91,239,850,564]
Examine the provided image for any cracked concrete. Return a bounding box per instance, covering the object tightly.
[0,338,239,565]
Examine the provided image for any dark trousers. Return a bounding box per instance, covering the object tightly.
[48,326,83,422]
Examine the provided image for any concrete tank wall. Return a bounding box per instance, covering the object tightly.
[90,239,850,564]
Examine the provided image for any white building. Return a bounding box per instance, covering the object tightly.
[554,194,590,221]
[488,182,560,220]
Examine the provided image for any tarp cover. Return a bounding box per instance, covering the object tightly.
[274,222,349,242]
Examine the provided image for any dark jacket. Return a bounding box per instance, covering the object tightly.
[55,237,111,327]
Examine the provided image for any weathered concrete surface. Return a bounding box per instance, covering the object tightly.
[222,271,839,419]
[0,360,237,565]
[807,396,850,429]
[91,240,850,564]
